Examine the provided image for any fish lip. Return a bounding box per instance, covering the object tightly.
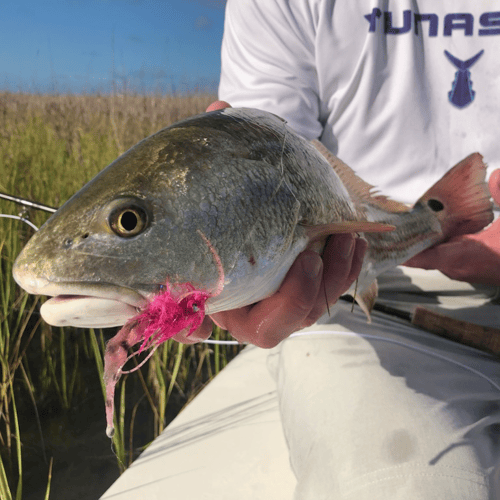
[23,280,149,310]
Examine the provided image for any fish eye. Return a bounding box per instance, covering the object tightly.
[109,205,149,238]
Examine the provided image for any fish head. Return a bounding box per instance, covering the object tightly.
[12,112,252,328]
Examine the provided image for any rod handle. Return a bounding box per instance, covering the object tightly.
[412,306,500,356]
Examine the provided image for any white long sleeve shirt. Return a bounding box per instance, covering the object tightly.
[219,0,500,203]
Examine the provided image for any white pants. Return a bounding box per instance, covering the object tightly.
[270,267,500,499]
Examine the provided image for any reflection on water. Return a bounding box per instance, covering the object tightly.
[20,359,183,500]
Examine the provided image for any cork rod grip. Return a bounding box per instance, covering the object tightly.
[412,306,500,356]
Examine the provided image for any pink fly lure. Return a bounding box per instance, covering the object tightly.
[103,231,224,438]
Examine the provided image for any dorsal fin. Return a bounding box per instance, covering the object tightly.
[312,140,410,214]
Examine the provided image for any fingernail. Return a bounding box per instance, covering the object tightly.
[338,235,354,259]
[301,253,322,278]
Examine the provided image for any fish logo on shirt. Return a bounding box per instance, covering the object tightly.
[444,50,484,108]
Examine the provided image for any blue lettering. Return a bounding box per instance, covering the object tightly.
[414,13,438,37]
[444,13,474,36]
[384,10,412,34]
[479,12,500,35]
[365,10,498,36]
[364,8,382,32]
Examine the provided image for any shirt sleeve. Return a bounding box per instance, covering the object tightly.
[219,0,324,140]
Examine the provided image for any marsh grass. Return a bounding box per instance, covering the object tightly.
[0,91,243,499]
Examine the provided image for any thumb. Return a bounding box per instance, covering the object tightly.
[246,251,324,347]
[488,169,500,206]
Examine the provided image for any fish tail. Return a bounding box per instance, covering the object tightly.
[417,153,493,239]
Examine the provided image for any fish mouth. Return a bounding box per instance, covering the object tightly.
[41,294,144,328]
[14,275,149,328]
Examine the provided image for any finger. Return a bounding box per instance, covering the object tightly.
[489,169,500,206]
[403,246,441,269]
[432,236,500,284]
[403,237,489,282]
[172,315,214,344]
[211,251,323,348]
[305,234,366,325]
[206,101,231,112]
[346,236,368,283]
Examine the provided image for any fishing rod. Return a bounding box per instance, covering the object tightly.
[0,191,57,213]
[340,295,500,358]
[0,191,57,230]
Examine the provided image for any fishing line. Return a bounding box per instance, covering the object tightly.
[0,213,39,231]
[203,338,241,345]
[203,330,500,393]
[196,229,225,298]
[351,278,359,313]
[120,344,159,374]
[110,439,126,467]
[220,118,301,288]
[277,120,298,203]
[0,192,55,230]
[350,232,361,313]
[323,278,331,317]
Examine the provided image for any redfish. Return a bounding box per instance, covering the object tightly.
[12,108,493,436]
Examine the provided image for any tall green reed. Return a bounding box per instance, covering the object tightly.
[0,91,243,499]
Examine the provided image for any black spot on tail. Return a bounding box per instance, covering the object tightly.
[120,340,130,351]
[428,199,444,212]
[106,399,113,408]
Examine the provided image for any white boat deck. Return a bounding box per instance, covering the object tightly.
[100,345,296,499]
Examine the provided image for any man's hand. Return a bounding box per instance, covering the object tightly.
[174,101,367,347]
[206,100,231,112]
[404,170,500,285]
[210,235,367,348]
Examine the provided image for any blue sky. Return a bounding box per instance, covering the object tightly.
[0,0,226,94]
